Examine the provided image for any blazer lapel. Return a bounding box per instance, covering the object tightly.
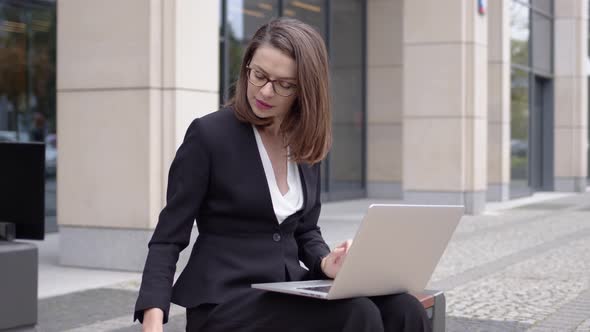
[238,122,278,222]
[241,120,317,222]
[298,163,314,215]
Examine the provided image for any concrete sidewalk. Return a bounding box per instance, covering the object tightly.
[6,189,590,331]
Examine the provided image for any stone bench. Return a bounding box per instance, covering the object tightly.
[414,290,446,332]
[0,241,38,330]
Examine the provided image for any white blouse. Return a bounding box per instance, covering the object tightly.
[253,126,303,223]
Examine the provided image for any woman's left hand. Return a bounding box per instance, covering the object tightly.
[320,239,353,279]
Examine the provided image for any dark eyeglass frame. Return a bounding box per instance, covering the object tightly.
[246,66,298,97]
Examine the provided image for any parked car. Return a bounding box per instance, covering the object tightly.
[510,139,527,157]
[45,134,57,177]
[0,134,16,142]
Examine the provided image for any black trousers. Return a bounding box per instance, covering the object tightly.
[186,289,431,332]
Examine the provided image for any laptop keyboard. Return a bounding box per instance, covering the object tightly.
[298,285,331,293]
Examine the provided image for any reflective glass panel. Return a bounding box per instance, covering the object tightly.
[531,12,552,73]
[220,0,366,199]
[531,0,552,14]
[510,68,530,197]
[0,0,57,230]
[223,0,279,100]
[283,0,325,37]
[328,0,364,196]
[510,1,530,67]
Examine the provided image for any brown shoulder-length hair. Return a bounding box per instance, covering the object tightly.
[227,17,332,164]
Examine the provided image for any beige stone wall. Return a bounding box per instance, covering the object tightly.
[487,0,511,201]
[553,0,589,191]
[366,0,404,198]
[57,0,220,231]
[402,0,488,213]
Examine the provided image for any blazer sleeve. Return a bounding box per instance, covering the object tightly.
[294,163,331,279]
[133,118,210,324]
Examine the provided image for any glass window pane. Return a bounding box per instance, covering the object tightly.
[30,7,57,143]
[531,13,552,73]
[0,1,57,230]
[220,0,367,198]
[0,3,56,151]
[328,0,364,195]
[511,1,530,67]
[0,4,26,141]
[531,0,552,14]
[223,0,279,100]
[283,0,325,38]
[280,1,334,194]
[510,68,530,197]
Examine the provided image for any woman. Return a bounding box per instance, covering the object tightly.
[134,18,430,332]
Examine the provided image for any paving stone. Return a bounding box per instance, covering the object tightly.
[430,210,590,283]
[576,317,590,331]
[447,316,531,332]
[2,288,139,332]
[441,227,590,329]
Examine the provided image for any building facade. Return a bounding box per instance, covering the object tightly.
[0,0,588,271]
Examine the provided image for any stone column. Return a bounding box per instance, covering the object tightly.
[57,0,219,271]
[367,0,404,199]
[487,0,511,201]
[553,0,588,191]
[402,0,488,214]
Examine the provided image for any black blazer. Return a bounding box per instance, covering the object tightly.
[133,107,331,323]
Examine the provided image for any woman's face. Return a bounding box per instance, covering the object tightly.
[246,45,298,127]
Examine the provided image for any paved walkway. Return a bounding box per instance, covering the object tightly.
[5,190,590,331]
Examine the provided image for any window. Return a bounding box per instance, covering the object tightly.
[219,0,367,200]
[509,0,554,197]
[0,0,57,229]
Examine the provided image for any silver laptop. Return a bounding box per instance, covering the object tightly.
[252,204,463,300]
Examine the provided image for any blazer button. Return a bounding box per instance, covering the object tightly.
[272,233,281,242]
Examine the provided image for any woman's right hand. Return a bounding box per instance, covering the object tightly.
[321,239,353,279]
[142,308,164,332]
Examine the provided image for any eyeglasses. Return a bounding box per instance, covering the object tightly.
[246,66,297,97]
